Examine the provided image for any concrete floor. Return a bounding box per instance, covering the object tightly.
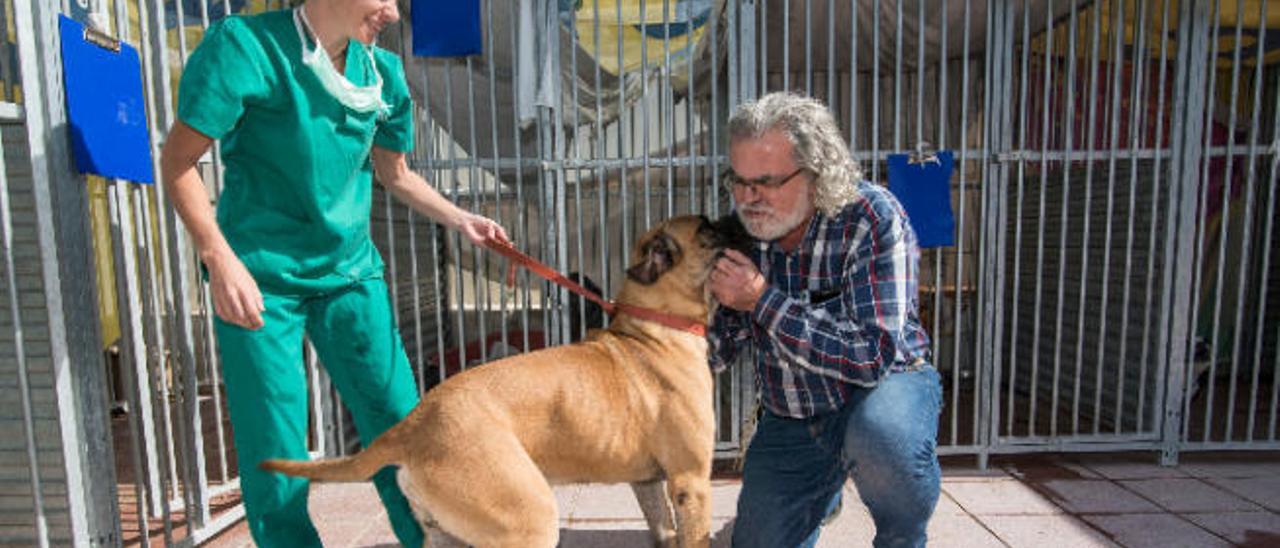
[202,452,1280,547]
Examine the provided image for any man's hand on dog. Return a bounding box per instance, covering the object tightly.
[710,249,767,312]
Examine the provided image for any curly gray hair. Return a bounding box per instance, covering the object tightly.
[727,92,862,216]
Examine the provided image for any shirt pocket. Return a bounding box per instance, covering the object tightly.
[809,288,845,320]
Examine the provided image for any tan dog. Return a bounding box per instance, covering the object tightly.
[262,215,744,548]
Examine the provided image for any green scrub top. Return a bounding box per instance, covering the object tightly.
[177,9,414,295]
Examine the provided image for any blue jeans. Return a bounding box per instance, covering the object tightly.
[732,368,943,548]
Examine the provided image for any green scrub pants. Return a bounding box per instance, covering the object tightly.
[216,277,424,548]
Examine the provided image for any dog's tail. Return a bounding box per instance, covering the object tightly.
[259,438,398,483]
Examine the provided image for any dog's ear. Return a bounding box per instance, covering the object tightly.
[626,233,680,285]
[713,213,755,254]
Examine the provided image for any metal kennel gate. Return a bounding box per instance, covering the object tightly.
[0,0,1278,546]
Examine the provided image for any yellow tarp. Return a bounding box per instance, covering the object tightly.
[572,0,709,77]
[1034,0,1280,67]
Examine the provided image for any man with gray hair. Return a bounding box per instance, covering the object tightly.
[708,92,941,547]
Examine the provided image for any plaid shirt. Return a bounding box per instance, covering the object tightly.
[709,181,933,418]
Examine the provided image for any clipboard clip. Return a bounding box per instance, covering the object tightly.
[82,25,120,53]
[909,141,940,166]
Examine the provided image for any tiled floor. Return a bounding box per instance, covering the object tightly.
[202,453,1280,547]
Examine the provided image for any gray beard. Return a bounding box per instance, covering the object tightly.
[738,198,812,242]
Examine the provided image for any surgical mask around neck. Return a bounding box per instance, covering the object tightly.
[294,7,388,114]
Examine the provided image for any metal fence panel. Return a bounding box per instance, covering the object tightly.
[1176,0,1280,454]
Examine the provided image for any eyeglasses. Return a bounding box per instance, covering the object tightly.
[721,167,809,193]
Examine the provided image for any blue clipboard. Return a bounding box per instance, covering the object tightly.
[887,150,956,248]
[412,0,482,57]
[59,15,154,184]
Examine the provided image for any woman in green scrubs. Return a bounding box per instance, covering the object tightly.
[159,1,508,546]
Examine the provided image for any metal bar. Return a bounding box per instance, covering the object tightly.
[413,155,736,171]
[849,0,857,147]
[1092,0,1127,435]
[418,39,437,384]
[535,107,550,346]
[685,0,695,219]
[1117,0,1152,435]
[385,163,400,329]
[781,0,788,90]
[978,0,1014,466]
[1215,0,1248,441]
[949,0,972,445]
[618,0,631,269]
[1239,0,1271,443]
[827,0,835,105]
[1071,0,1104,436]
[1028,0,1055,438]
[138,18,188,534]
[513,0,531,351]
[1272,284,1280,440]
[573,7,586,343]
[1050,2,1081,439]
[1140,0,1175,435]
[592,0,609,320]
[147,0,210,525]
[1189,0,1223,443]
[931,0,947,365]
[441,60,468,368]
[196,237,229,482]
[13,0,117,541]
[1177,441,1280,452]
[465,55,486,362]
[0,0,14,101]
[186,505,244,547]
[130,185,175,544]
[804,0,811,93]
[915,0,923,149]
[306,342,325,456]
[640,0,652,232]
[994,433,1163,446]
[1006,0,1033,439]
[108,3,162,540]
[974,0,993,459]
[893,0,901,151]
[711,0,723,219]
[0,82,49,548]
[955,441,1170,455]
[484,0,509,353]
[663,0,674,220]
[758,0,766,96]
[550,4,570,347]
[111,183,163,523]
[1159,0,1212,465]
[406,111,423,386]
[871,0,879,183]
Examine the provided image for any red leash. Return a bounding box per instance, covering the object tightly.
[483,238,707,337]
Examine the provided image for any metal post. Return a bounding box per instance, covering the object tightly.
[12,0,119,543]
[1159,0,1213,466]
[979,0,1015,467]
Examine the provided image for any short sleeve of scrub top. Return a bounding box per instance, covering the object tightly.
[372,49,414,153]
[177,17,273,140]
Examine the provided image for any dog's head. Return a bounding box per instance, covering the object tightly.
[618,215,751,323]
[625,215,746,286]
